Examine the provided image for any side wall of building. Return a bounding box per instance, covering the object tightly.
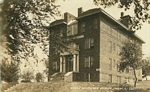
[99,16,135,83]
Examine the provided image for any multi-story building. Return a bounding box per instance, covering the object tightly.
[49,7,144,83]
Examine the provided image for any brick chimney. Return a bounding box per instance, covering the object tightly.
[64,12,76,23]
[120,12,132,29]
[78,7,83,17]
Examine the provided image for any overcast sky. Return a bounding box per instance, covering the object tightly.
[57,0,150,58]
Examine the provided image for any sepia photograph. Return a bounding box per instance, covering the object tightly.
[0,0,150,92]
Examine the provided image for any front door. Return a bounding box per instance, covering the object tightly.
[66,55,73,72]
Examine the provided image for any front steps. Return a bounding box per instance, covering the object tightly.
[49,72,65,82]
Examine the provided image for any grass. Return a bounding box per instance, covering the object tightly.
[2,80,150,92]
[3,81,133,92]
[1,81,18,92]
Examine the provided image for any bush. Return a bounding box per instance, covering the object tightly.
[36,73,43,82]
[1,59,19,82]
[21,70,34,82]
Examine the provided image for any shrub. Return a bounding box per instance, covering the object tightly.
[36,72,43,82]
[21,70,34,82]
[1,59,19,82]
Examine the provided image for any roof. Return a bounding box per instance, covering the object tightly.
[50,19,67,27]
[67,20,77,25]
[77,8,145,43]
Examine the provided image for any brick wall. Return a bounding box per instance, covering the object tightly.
[99,16,136,84]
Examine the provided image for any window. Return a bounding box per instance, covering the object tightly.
[88,20,92,30]
[109,74,112,83]
[52,61,58,70]
[117,61,120,71]
[81,22,85,33]
[109,58,112,70]
[93,19,98,30]
[113,60,116,68]
[109,41,112,52]
[85,57,89,68]
[85,38,94,49]
[90,38,94,47]
[74,24,78,34]
[67,24,78,36]
[117,45,121,55]
[90,57,94,67]
[84,56,94,68]
[117,76,121,84]
[113,43,116,51]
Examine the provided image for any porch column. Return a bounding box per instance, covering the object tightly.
[63,57,66,73]
[77,54,79,72]
[73,55,76,71]
[60,56,63,72]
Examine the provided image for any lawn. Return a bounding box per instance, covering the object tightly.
[3,80,150,92]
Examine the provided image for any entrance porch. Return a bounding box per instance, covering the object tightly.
[60,54,79,73]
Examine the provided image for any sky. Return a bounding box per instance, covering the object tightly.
[56,0,150,58]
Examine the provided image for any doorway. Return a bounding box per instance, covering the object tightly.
[66,55,73,72]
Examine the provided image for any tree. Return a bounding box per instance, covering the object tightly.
[1,58,20,82]
[119,40,142,87]
[0,0,75,81]
[1,0,60,62]
[36,72,43,82]
[1,0,68,77]
[142,58,150,79]
[93,0,150,31]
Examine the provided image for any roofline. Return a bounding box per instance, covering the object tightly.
[50,20,67,27]
[77,8,129,30]
[77,8,145,43]
[133,33,145,43]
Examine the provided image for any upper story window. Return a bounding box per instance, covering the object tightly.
[113,43,116,51]
[109,41,112,52]
[67,24,78,36]
[113,59,116,68]
[117,30,121,39]
[109,58,112,70]
[87,20,92,30]
[117,45,121,55]
[117,60,120,72]
[81,22,85,33]
[85,38,94,49]
[84,56,94,68]
[93,19,98,30]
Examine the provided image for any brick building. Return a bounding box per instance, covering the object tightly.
[49,7,144,83]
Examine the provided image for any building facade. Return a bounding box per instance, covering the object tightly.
[49,8,144,83]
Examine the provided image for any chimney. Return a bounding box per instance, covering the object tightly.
[64,12,68,23]
[78,7,83,17]
[121,12,124,17]
[120,12,131,29]
[64,12,76,23]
